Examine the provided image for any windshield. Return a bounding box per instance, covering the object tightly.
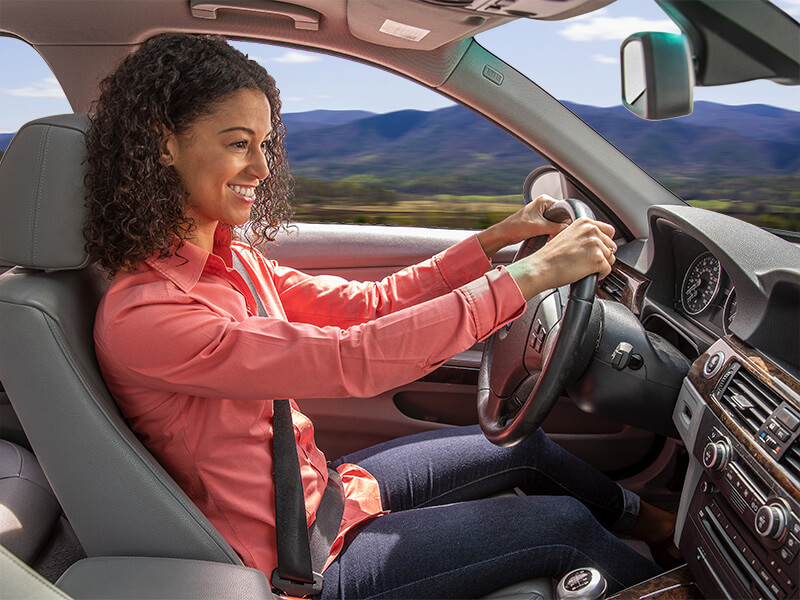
[477,0,800,234]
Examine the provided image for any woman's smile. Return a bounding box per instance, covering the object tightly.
[228,184,257,200]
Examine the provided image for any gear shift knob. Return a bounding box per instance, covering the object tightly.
[555,568,607,600]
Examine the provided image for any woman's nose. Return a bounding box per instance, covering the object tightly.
[249,148,270,181]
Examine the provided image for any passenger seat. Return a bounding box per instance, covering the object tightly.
[0,440,60,563]
[0,439,84,581]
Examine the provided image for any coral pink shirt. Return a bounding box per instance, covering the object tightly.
[94,225,526,578]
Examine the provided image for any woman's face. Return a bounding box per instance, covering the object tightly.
[164,88,272,250]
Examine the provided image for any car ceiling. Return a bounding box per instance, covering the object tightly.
[0,0,612,112]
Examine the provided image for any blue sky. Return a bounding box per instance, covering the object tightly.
[1,0,798,132]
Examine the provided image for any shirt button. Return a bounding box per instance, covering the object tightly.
[305,443,314,453]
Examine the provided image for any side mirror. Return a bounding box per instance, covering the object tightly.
[620,32,694,120]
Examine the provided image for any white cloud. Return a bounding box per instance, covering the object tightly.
[560,15,679,42]
[1,77,66,98]
[272,51,320,64]
[593,54,617,65]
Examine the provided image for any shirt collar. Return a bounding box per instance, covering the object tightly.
[145,224,234,293]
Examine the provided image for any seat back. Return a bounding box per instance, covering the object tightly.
[0,115,240,564]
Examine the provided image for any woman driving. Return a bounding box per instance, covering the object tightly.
[86,33,677,599]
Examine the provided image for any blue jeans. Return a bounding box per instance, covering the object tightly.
[321,425,661,599]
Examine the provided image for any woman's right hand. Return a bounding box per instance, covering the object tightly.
[505,218,617,301]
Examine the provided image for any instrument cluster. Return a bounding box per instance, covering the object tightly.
[677,247,737,336]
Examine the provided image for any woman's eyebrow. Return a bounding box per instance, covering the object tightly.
[218,126,256,135]
[218,126,274,139]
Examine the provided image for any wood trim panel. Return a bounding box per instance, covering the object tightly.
[597,261,650,315]
[610,565,702,599]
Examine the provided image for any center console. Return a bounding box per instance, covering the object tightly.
[674,338,800,599]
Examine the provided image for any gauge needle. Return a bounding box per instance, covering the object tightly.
[686,280,701,295]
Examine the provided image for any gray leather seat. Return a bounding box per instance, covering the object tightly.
[0,440,61,564]
[0,115,240,565]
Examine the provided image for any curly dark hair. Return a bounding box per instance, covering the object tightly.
[84,33,293,274]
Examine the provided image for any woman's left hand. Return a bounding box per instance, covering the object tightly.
[476,194,569,258]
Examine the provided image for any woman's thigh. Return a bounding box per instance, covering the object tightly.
[332,425,630,528]
[320,495,660,599]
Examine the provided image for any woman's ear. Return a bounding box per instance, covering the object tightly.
[159,125,175,167]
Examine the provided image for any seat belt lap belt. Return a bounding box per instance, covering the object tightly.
[232,252,345,597]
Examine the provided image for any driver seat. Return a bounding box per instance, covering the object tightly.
[0,114,241,565]
[0,114,557,599]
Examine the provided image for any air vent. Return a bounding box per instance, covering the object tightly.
[785,446,800,484]
[598,269,626,302]
[718,367,781,435]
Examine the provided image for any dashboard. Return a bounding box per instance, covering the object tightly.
[599,205,800,599]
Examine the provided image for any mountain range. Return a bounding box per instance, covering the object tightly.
[280,101,800,195]
[3,102,798,195]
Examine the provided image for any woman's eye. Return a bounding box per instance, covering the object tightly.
[232,140,247,149]
[260,141,268,154]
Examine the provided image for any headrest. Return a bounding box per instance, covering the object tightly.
[0,114,90,271]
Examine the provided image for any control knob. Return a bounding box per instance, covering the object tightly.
[755,503,789,541]
[702,439,731,471]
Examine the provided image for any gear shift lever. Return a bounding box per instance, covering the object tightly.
[555,568,607,600]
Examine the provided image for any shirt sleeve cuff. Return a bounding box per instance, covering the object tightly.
[433,235,493,291]
[455,266,526,340]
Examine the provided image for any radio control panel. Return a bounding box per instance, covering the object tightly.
[681,410,800,599]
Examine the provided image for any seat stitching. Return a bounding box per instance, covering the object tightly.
[27,126,46,266]
[32,126,53,265]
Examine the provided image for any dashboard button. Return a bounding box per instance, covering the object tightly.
[760,432,781,452]
[768,421,791,442]
[704,351,724,378]
[703,440,731,471]
[775,407,800,432]
[756,504,789,541]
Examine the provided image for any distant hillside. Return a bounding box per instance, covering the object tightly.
[284,106,536,194]
[283,102,800,195]
[283,110,374,133]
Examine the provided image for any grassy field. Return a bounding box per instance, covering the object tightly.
[292,175,800,233]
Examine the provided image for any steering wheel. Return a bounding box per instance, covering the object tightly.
[477,198,600,447]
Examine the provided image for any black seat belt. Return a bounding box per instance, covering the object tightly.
[231,252,345,597]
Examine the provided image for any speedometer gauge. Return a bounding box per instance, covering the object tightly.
[681,252,722,315]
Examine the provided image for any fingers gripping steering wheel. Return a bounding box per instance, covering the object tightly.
[477,199,598,447]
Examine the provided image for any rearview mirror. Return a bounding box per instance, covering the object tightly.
[620,32,694,120]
